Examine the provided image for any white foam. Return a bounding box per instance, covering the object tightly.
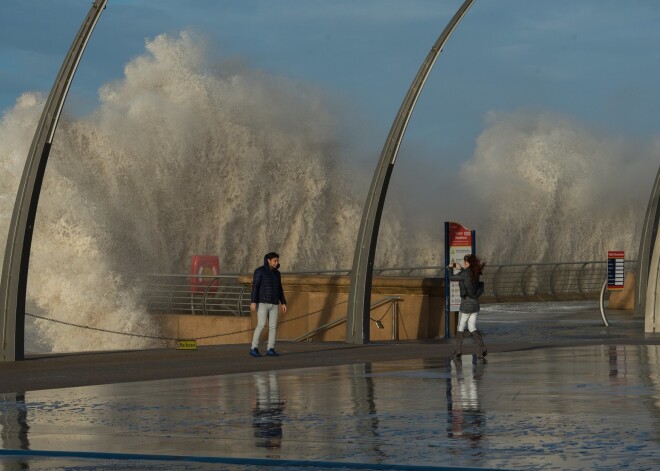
[461,111,656,263]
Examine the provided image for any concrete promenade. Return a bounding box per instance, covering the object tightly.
[0,302,653,393]
[1,302,659,470]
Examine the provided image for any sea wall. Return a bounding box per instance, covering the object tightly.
[159,271,635,347]
[161,275,447,345]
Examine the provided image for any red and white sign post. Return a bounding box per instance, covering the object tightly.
[444,222,476,338]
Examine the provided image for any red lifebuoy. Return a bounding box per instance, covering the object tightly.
[190,255,220,294]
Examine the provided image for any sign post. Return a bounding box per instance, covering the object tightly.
[444,222,476,339]
[600,250,625,327]
[607,251,625,291]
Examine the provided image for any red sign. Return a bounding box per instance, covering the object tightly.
[447,222,474,311]
[448,222,472,247]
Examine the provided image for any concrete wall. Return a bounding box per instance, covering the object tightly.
[262,275,446,342]
[160,314,252,346]
[160,275,446,345]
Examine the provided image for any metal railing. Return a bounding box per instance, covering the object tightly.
[136,274,251,316]
[292,296,402,342]
[480,260,637,300]
[134,260,636,316]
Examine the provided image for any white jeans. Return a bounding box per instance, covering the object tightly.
[252,303,279,349]
[458,311,478,333]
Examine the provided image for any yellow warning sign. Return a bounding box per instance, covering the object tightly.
[176,339,198,350]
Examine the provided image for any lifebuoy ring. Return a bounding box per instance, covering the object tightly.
[190,255,220,294]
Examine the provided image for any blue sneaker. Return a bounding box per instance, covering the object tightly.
[266,348,280,357]
[249,348,262,357]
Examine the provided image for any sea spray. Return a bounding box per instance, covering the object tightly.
[0,32,416,352]
[461,110,656,263]
[0,33,655,352]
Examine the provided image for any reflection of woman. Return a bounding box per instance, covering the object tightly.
[448,254,487,358]
[447,358,486,441]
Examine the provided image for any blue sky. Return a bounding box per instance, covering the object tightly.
[1,0,660,169]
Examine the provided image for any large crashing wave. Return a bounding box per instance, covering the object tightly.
[0,32,424,352]
[462,111,658,263]
[0,32,655,352]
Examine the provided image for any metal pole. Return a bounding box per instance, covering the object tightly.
[0,0,108,361]
[645,232,660,332]
[599,278,610,327]
[391,300,398,340]
[444,222,451,339]
[346,0,475,344]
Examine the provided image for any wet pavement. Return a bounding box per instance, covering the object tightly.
[1,302,659,470]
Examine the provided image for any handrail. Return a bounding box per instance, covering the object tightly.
[577,262,589,295]
[492,265,503,298]
[369,296,402,310]
[520,264,532,297]
[291,317,347,342]
[549,263,560,296]
[134,260,638,316]
[292,296,402,342]
[238,286,248,317]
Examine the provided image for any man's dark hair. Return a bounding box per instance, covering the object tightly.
[265,252,279,260]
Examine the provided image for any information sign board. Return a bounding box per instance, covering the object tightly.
[607,251,625,290]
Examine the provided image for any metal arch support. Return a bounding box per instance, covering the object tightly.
[637,167,660,331]
[346,0,475,344]
[0,0,108,361]
[599,278,610,327]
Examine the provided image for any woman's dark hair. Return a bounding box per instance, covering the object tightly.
[464,254,485,282]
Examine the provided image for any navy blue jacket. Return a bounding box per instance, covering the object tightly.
[251,257,287,305]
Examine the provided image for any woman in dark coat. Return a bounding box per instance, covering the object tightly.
[448,254,487,358]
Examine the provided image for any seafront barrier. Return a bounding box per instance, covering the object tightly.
[160,275,445,346]
[157,270,636,346]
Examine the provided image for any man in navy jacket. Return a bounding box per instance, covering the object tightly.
[250,252,287,357]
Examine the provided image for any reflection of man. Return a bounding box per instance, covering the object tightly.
[447,358,486,442]
[250,252,287,357]
[252,372,285,449]
[0,392,30,470]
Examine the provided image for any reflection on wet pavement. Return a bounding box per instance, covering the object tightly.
[252,372,284,451]
[1,345,659,470]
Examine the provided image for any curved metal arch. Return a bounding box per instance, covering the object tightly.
[0,0,108,361]
[346,0,475,344]
[637,167,660,332]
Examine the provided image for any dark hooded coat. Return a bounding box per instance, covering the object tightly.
[449,268,480,314]
[251,256,287,305]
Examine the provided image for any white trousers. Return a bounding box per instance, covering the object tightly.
[252,303,279,349]
[457,311,478,333]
